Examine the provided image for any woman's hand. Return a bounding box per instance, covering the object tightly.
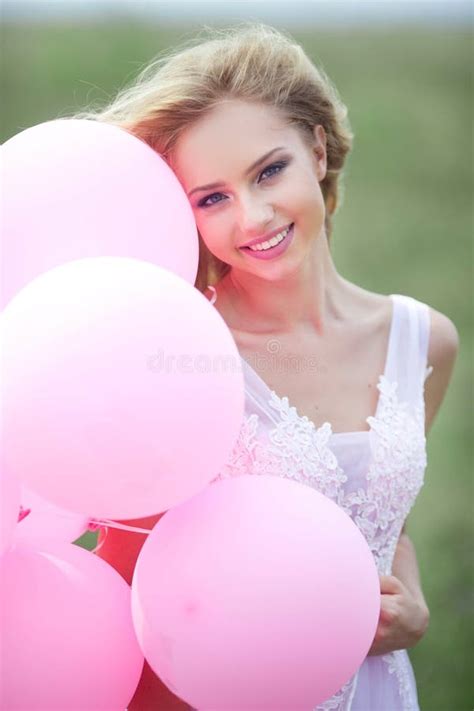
[367,574,430,657]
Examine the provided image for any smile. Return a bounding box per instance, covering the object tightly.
[240,223,294,260]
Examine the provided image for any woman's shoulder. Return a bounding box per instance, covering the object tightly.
[423,303,459,433]
[355,286,458,345]
[390,296,459,434]
[348,286,459,433]
[425,303,460,365]
[398,292,460,369]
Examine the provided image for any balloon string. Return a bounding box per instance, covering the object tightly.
[88,519,154,555]
[17,506,155,535]
[91,525,108,555]
[88,518,154,535]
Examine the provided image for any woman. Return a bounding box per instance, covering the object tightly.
[78,23,459,710]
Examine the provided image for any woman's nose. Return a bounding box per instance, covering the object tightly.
[237,198,274,235]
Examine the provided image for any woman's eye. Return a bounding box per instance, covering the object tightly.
[198,161,288,208]
[198,193,222,207]
[259,161,287,181]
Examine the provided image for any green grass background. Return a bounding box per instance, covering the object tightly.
[3,20,472,710]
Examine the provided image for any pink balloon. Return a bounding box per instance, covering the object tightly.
[1,257,245,520]
[131,475,380,710]
[13,485,90,547]
[1,119,198,310]
[0,464,21,557]
[0,540,144,710]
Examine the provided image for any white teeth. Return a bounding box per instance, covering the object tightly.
[248,225,291,251]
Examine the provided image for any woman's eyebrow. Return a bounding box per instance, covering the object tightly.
[187,146,287,197]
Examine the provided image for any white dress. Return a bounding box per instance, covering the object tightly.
[206,288,433,711]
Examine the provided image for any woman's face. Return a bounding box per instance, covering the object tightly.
[170,100,327,280]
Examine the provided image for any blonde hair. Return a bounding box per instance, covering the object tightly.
[69,22,354,293]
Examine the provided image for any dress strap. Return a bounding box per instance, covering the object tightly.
[387,294,432,407]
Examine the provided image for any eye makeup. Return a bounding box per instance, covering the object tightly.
[197,159,290,209]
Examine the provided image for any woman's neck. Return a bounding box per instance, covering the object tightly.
[216,233,355,337]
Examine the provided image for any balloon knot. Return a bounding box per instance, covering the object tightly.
[87,519,102,532]
[18,506,31,523]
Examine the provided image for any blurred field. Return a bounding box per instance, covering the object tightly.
[2,20,472,711]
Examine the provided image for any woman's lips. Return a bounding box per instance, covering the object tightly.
[240,223,294,260]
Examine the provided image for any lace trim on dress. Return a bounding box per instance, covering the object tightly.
[213,392,349,501]
[381,650,419,711]
[314,673,359,711]
[338,374,427,576]
[214,373,427,562]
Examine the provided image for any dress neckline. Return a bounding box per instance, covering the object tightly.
[235,294,398,439]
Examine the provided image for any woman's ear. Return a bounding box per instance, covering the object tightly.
[312,124,327,181]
